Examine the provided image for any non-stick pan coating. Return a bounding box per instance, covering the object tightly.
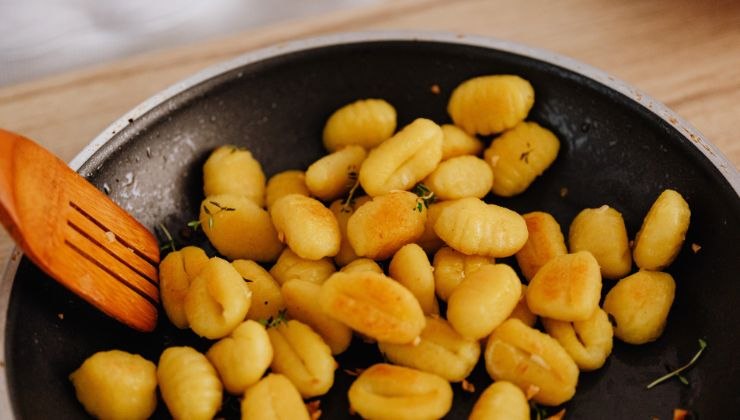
[4,36,740,419]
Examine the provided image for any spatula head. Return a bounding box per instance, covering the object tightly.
[0,129,160,332]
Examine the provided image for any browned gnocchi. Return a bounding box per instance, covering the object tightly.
[322,98,396,152]
[270,194,341,260]
[203,145,266,207]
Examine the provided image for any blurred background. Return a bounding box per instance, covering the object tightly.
[0,0,379,86]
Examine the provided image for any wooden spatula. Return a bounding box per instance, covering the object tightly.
[0,129,160,332]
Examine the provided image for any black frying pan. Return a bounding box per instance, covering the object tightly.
[2,33,739,419]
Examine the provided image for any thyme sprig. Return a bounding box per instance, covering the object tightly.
[413,183,435,212]
[157,223,177,252]
[341,165,361,213]
[258,309,288,329]
[646,339,707,389]
[190,201,236,231]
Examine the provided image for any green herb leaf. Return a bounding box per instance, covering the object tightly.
[341,165,362,213]
[187,220,201,231]
[646,338,707,389]
[412,183,435,212]
[157,223,177,253]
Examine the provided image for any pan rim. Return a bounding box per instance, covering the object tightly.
[0,30,737,419]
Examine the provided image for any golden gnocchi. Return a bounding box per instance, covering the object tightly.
[447,74,534,135]
[319,271,426,344]
[347,191,427,260]
[206,320,273,394]
[603,270,676,344]
[378,316,480,382]
[267,320,337,398]
[157,346,222,420]
[305,145,366,201]
[433,197,528,258]
[469,381,529,420]
[359,118,443,196]
[348,363,453,420]
[322,98,396,152]
[633,189,691,270]
[185,257,252,339]
[388,243,439,315]
[447,264,522,340]
[526,251,602,321]
[484,121,560,197]
[232,259,285,321]
[159,246,209,329]
[269,248,336,285]
[422,155,493,200]
[569,205,632,280]
[515,211,567,281]
[203,145,266,207]
[432,246,492,301]
[542,308,614,371]
[339,257,384,274]
[270,194,341,260]
[439,123,484,160]
[265,170,310,209]
[70,350,157,420]
[485,318,579,406]
[200,194,284,262]
[241,374,310,420]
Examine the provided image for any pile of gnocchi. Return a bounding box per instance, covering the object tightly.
[69,74,691,419]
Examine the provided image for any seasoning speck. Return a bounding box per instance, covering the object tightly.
[105,231,116,243]
[57,313,64,320]
[430,84,441,94]
[691,243,701,253]
[461,379,475,393]
[560,187,568,197]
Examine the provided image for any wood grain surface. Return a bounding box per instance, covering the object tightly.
[1,0,739,268]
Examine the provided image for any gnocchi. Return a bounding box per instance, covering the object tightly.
[378,316,480,382]
[319,271,426,344]
[269,247,336,285]
[447,74,534,135]
[322,98,396,152]
[346,190,427,260]
[241,374,310,420]
[203,145,266,207]
[200,194,284,262]
[159,246,209,328]
[359,118,443,197]
[542,308,614,371]
[515,211,567,281]
[348,363,453,420]
[484,121,560,197]
[265,170,310,209]
[439,123,484,160]
[157,346,222,420]
[633,189,691,270]
[447,263,522,340]
[603,270,676,344]
[422,155,493,200]
[232,259,285,321]
[433,197,528,258]
[485,319,579,406]
[569,205,632,280]
[206,320,273,394]
[267,320,337,398]
[526,251,602,321]
[432,246,492,301]
[270,194,341,260]
[388,243,439,315]
[305,145,367,201]
[70,350,157,420]
[469,381,529,420]
[185,257,252,339]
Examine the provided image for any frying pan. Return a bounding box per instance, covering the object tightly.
[1,32,738,419]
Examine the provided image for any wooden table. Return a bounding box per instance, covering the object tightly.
[1,0,739,269]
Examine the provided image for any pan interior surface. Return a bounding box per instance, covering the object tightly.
[5,39,740,419]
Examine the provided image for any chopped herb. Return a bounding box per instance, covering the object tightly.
[241,277,254,283]
[258,309,287,328]
[530,401,549,420]
[157,223,177,252]
[201,201,236,230]
[413,183,435,212]
[646,339,707,389]
[341,165,362,213]
[520,142,533,163]
[187,220,202,231]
